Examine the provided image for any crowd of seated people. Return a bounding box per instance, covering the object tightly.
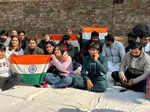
[0,24,150,99]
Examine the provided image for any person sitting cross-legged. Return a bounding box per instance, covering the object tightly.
[0,44,11,89]
[80,31,103,64]
[0,44,18,91]
[113,42,150,92]
[102,34,125,86]
[45,45,74,88]
[73,42,108,92]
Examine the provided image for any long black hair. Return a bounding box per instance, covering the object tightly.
[44,41,55,55]
[54,45,66,56]
[9,36,21,51]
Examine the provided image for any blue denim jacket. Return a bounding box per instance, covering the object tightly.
[102,41,125,64]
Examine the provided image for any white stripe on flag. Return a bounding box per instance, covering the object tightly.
[82,33,91,40]
[54,40,79,47]
[82,32,108,40]
[10,64,49,74]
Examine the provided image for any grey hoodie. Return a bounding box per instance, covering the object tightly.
[119,51,150,84]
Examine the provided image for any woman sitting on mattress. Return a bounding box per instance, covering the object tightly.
[45,45,74,88]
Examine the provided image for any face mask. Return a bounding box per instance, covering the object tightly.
[0,38,6,43]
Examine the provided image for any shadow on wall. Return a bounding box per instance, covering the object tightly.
[59,108,124,112]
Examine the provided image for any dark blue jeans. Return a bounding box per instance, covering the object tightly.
[45,73,73,88]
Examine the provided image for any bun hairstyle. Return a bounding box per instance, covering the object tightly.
[130,41,142,50]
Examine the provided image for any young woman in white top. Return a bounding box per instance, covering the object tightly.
[6,36,24,58]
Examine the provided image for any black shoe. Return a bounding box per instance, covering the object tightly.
[1,75,18,91]
[33,85,42,88]
[120,88,128,92]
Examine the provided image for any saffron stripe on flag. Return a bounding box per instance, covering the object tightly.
[10,55,51,65]
[51,34,77,41]
[82,27,108,33]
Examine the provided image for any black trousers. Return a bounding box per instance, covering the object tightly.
[0,77,9,89]
[111,70,146,92]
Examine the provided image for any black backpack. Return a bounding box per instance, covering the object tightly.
[132,24,149,38]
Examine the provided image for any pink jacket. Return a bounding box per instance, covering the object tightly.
[50,56,73,76]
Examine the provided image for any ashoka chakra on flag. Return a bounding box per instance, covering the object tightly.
[10,55,50,85]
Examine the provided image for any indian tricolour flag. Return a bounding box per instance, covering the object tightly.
[51,34,79,54]
[10,55,50,85]
[82,27,108,43]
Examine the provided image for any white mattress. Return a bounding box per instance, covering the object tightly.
[0,86,150,112]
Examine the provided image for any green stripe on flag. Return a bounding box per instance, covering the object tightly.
[20,73,46,85]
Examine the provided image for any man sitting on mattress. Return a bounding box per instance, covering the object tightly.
[113,42,150,92]
[73,42,108,92]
